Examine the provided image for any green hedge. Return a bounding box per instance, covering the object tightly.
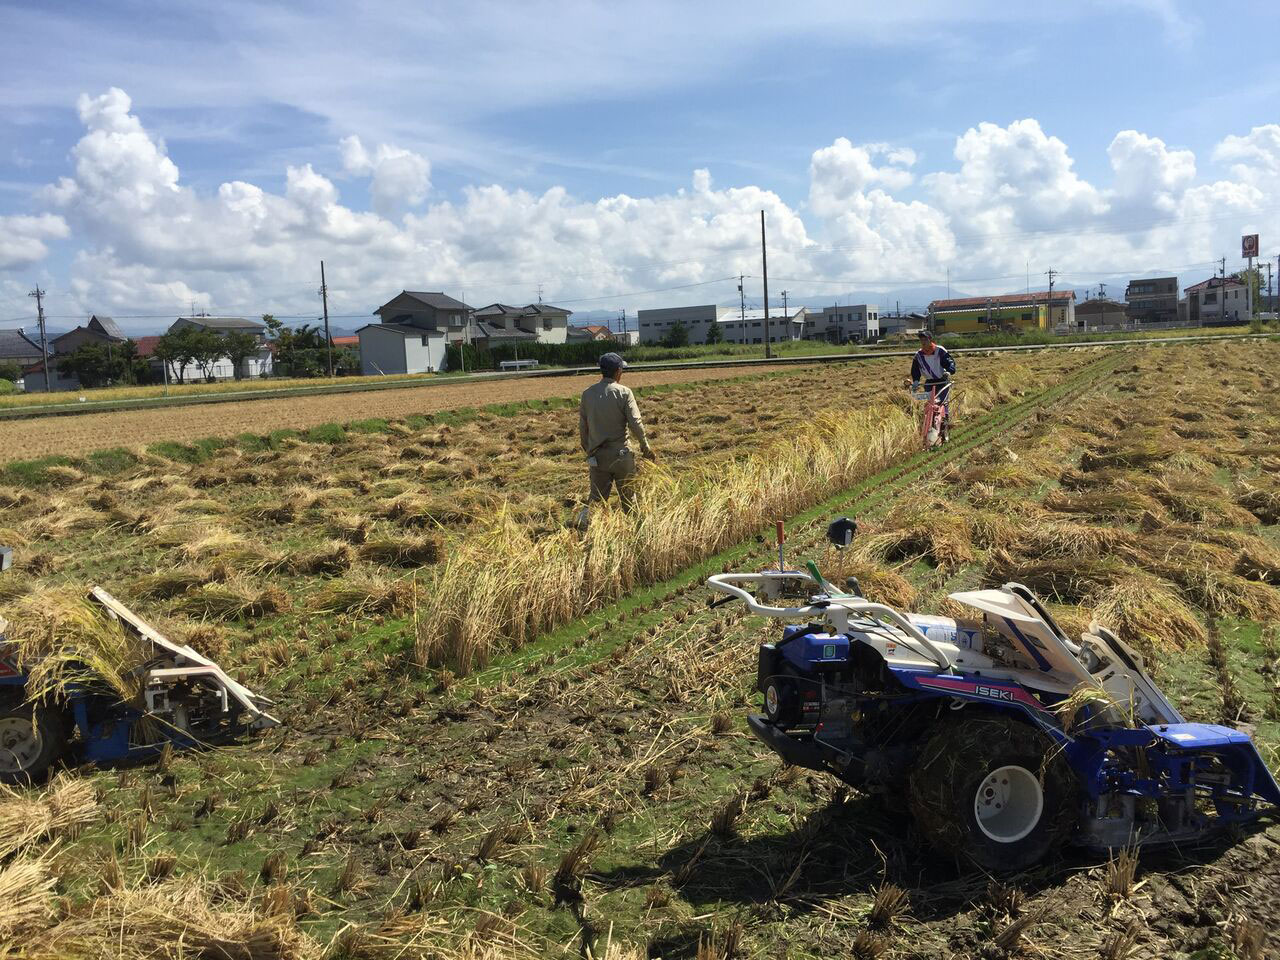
[446,340,628,371]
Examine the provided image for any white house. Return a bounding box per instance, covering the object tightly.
[362,290,474,374]
[1185,276,1252,326]
[358,323,448,375]
[472,302,573,344]
[636,303,806,345]
[165,316,274,380]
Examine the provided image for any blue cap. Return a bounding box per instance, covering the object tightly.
[599,352,627,374]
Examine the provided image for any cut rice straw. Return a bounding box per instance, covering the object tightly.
[0,773,100,859]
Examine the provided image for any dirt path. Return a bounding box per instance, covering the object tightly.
[0,362,832,463]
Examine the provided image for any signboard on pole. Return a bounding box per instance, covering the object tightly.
[1243,234,1259,258]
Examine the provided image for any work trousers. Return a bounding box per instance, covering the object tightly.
[588,445,638,512]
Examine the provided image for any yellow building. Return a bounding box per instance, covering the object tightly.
[928,291,1076,334]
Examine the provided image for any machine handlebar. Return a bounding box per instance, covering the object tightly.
[705,572,954,671]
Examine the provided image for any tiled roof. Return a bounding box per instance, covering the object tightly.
[1184,276,1244,292]
[134,335,162,357]
[177,316,265,331]
[472,321,538,340]
[402,291,472,311]
[0,329,45,359]
[523,302,573,315]
[473,303,523,317]
[89,315,125,338]
[357,323,447,337]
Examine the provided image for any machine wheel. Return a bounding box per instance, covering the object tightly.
[908,714,1076,872]
[0,704,67,786]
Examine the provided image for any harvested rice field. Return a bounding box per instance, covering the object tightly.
[3,361,848,464]
[3,339,1280,959]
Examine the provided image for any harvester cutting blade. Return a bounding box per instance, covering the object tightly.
[89,587,280,730]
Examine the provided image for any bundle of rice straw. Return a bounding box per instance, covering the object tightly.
[29,876,318,960]
[0,773,100,858]
[0,857,53,943]
[1,586,153,706]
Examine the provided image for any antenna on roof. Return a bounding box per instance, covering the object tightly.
[536,281,543,304]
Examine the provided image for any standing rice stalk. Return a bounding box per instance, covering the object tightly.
[416,406,917,672]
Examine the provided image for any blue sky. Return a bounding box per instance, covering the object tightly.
[1,1,1278,332]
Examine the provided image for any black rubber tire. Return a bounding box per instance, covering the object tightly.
[763,678,795,723]
[908,713,1076,872]
[0,704,67,786]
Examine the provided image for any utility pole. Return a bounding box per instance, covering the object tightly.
[319,260,334,377]
[738,275,746,345]
[761,210,771,358]
[1045,268,1057,330]
[1098,282,1107,300]
[780,289,789,340]
[28,286,49,392]
[1220,257,1227,324]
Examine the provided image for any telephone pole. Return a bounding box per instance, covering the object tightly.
[28,286,49,392]
[761,210,771,359]
[780,289,789,333]
[1220,257,1227,324]
[1045,268,1057,329]
[738,275,746,344]
[319,260,333,377]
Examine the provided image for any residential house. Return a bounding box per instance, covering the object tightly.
[360,291,473,375]
[51,314,127,355]
[0,329,47,370]
[472,302,573,344]
[567,324,617,342]
[1185,276,1252,326]
[521,303,572,344]
[1076,297,1129,330]
[636,303,806,345]
[165,316,273,380]
[1124,276,1179,325]
[804,305,880,343]
[374,291,473,343]
[927,291,1075,334]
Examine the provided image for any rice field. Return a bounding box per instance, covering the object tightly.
[1,361,848,464]
[2,341,1279,959]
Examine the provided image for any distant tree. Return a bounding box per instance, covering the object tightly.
[333,345,360,376]
[57,343,114,388]
[661,320,690,348]
[187,329,226,381]
[0,361,20,383]
[704,322,724,346]
[222,331,261,380]
[275,324,329,377]
[262,314,283,340]
[153,326,201,383]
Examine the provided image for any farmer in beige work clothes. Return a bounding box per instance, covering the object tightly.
[578,352,654,523]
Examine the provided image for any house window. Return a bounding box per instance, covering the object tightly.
[1205,292,1217,304]
[543,319,553,331]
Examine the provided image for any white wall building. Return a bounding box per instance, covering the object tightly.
[804,305,880,343]
[636,304,806,345]
[357,323,448,375]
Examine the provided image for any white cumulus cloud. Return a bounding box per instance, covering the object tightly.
[10,90,1280,324]
[0,214,69,270]
[340,134,432,218]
